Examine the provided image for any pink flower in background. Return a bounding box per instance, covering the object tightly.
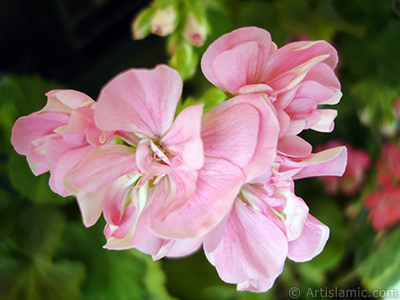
[364,186,400,231]
[11,90,114,196]
[364,142,400,231]
[376,142,400,188]
[201,26,342,158]
[203,146,347,292]
[317,140,370,196]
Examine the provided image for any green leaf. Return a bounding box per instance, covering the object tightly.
[59,220,177,300]
[359,228,400,290]
[8,152,71,205]
[0,205,85,300]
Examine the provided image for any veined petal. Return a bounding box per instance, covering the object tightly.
[263,41,338,91]
[288,214,330,262]
[213,41,260,95]
[46,136,94,196]
[274,187,309,241]
[65,144,137,194]
[202,94,279,181]
[278,136,312,158]
[11,113,69,155]
[149,157,244,239]
[201,26,273,91]
[95,65,182,137]
[201,102,259,168]
[292,146,347,179]
[205,200,287,284]
[148,165,198,220]
[161,104,204,170]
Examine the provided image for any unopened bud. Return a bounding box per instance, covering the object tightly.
[151,6,179,37]
[183,13,208,47]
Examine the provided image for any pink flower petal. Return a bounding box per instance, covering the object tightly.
[11,113,69,156]
[149,157,244,239]
[263,41,338,91]
[292,146,347,179]
[205,200,287,284]
[161,104,204,170]
[148,165,198,220]
[202,94,279,181]
[201,27,273,91]
[65,144,137,194]
[237,275,280,292]
[44,90,94,112]
[46,136,94,196]
[213,42,260,95]
[288,214,330,262]
[95,65,182,137]
[310,109,338,132]
[278,135,312,158]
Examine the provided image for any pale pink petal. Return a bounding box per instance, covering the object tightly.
[202,94,279,181]
[292,81,338,105]
[310,109,337,132]
[66,144,137,193]
[201,102,259,168]
[149,157,244,239]
[285,119,306,136]
[278,136,312,158]
[288,214,330,262]
[148,165,198,220]
[278,189,309,241]
[292,146,347,179]
[75,188,106,227]
[46,136,94,196]
[161,104,204,170]
[263,41,338,91]
[205,200,287,284]
[165,237,203,258]
[136,140,171,176]
[213,42,260,95]
[11,113,69,155]
[237,274,280,292]
[302,62,341,91]
[201,27,272,90]
[44,90,94,112]
[95,65,182,137]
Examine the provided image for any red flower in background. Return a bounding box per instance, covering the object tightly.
[317,140,370,196]
[365,142,400,231]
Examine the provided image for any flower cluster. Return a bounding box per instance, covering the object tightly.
[11,27,347,292]
[365,143,400,231]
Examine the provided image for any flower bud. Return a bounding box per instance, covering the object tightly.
[183,12,208,47]
[151,6,179,37]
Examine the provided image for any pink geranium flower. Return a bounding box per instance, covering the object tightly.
[11,90,113,196]
[65,65,204,230]
[203,146,347,292]
[67,86,280,260]
[201,26,342,158]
